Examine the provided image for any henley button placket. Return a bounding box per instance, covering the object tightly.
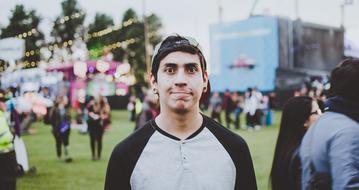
[180,140,190,170]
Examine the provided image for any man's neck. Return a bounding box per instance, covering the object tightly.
[155,108,203,140]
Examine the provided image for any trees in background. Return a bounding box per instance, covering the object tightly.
[51,0,86,48]
[0,5,44,68]
[1,0,163,86]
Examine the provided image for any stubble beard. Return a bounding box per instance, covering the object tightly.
[173,106,190,114]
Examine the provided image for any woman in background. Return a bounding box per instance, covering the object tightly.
[87,98,103,160]
[270,96,321,190]
[99,95,111,130]
[50,96,72,162]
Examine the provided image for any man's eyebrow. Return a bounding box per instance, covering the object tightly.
[185,62,200,67]
[162,63,177,67]
[161,62,200,68]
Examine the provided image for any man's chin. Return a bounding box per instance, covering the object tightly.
[173,107,189,114]
[171,103,189,114]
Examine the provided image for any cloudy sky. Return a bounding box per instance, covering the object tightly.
[1,0,358,59]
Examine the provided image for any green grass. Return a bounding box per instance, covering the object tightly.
[18,110,280,190]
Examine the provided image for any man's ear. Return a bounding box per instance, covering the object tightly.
[303,119,310,129]
[150,74,158,89]
[203,71,209,90]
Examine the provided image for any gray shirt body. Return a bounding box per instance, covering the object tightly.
[105,115,257,190]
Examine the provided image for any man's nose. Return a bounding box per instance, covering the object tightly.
[174,69,187,86]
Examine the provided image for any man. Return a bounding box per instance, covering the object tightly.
[300,59,359,189]
[0,89,17,190]
[105,35,257,190]
[222,89,234,129]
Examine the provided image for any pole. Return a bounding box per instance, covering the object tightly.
[249,0,259,17]
[143,0,150,76]
[218,0,223,23]
[295,0,299,19]
[340,3,345,28]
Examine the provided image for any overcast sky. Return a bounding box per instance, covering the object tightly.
[1,0,358,59]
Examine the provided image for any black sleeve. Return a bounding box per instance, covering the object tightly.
[105,145,131,190]
[204,115,257,190]
[235,137,257,190]
[104,121,155,190]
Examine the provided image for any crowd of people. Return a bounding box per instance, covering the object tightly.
[0,83,113,189]
[208,88,276,131]
[47,92,112,162]
[1,34,358,190]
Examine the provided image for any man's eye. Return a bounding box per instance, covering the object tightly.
[187,66,198,73]
[164,68,175,73]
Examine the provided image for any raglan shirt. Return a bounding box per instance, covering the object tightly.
[105,115,257,190]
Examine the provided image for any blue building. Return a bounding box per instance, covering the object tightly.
[209,16,344,93]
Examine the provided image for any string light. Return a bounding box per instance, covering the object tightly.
[85,18,138,41]
[16,28,38,39]
[16,16,151,64]
[24,49,40,57]
[22,61,39,68]
[57,11,85,24]
[14,11,84,39]
[89,38,138,57]
[31,17,138,56]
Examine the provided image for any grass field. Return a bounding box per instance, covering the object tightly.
[17,110,280,190]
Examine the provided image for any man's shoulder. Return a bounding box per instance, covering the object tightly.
[321,111,356,122]
[111,121,155,157]
[105,122,156,190]
[302,111,359,149]
[202,114,248,147]
[315,112,359,133]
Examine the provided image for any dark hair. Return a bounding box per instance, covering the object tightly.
[151,35,209,103]
[270,96,314,190]
[151,35,207,82]
[329,58,359,102]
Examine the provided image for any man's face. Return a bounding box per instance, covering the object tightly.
[151,51,208,114]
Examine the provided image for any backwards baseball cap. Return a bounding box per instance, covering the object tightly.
[151,35,207,76]
[150,35,210,103]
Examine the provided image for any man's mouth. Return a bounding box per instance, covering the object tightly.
[171,92,192,95]
[170,91,192,99]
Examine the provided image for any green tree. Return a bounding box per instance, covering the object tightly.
[0,5,44,68]
[117,9,163,86]
[146,13,162,45]
[51,0,85,50]
[86,13,114,59]
[83,8,162,87]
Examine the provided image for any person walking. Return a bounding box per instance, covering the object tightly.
[222,90,234,129]
[50,96,72,162]
[209,92,222,124]
[87,98,104,160]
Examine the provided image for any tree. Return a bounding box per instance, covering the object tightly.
[0,5,44,68]
[86,13,114,59]
[146,13,162,46]
[117,9,163,87]
[51,0,85,51]
[83,8,163,88]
